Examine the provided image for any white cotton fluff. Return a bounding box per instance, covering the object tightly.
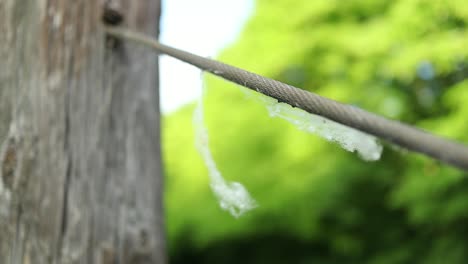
[251,91,383,161]
[193,90,257,218]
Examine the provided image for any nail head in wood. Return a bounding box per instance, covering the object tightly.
[102,5,124,25]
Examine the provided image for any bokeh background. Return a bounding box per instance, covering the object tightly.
[162,0,468,263]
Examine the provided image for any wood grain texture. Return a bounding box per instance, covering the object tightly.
[0,0,166,263]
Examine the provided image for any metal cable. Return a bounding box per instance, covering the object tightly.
[105,26,468,171]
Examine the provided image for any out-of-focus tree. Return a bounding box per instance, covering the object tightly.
[164,0,468,263]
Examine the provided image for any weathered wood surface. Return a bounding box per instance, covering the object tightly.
[0,0,166,263]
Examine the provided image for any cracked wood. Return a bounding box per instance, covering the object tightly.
[0,0,166,263]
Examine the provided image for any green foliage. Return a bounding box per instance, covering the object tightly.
[163,0,468,263]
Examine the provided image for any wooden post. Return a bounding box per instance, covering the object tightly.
[0,0,166,263]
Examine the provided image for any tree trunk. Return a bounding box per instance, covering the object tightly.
[0,0,166,263]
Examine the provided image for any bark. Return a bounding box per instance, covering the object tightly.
[0,0,166,263]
